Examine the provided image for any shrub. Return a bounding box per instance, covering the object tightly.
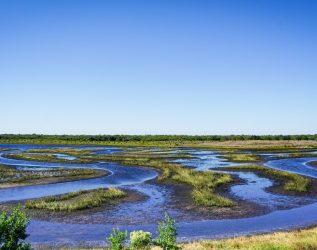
[0,206,32,250]
[130,230,152,249]
[107,228,128,250]
[154,213,178,250]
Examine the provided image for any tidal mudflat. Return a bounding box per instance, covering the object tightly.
[0,143,317,248]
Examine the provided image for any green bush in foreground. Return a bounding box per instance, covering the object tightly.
[154,213,178,250]
[130,230,152,249]
[107,214,178,250]
[107,228,128,250]
[0,206,32,250]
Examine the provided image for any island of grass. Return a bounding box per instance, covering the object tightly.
[4,152,95,164]
[220,165,311,193]
[275,152,317,159]
[0,148,12,152]
[220,153,262,162]
[26,148,93,156]
[25,187,126,211]
[0,164,108,188]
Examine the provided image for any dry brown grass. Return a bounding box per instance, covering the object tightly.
[177,227,317,250]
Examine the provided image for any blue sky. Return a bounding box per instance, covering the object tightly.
[1,0,316,135]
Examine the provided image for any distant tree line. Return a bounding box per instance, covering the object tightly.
[0,134,317,142]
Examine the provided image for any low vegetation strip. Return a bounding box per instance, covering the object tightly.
[5,152,94,164]
[0,165,107,188]
[309,161,317,168]
[220,153,261,162]
[276,152,317,159]
[221,165,311,192]
[26,148,93,156]
[177,226,317,250]
[25,188,126,211]
[0,148,12,152]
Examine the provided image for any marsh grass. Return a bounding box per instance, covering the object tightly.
[25,188,125,211]
[222,165,311,192]
[0,148,12,152]
[26,148,93,156]
[5,152,94,164]
[0,165,106,187]
[221,153,261,162]
[276,152,317,159]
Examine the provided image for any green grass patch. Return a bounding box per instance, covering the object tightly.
[25,188,126,211]
[26,148,93,156]
[0,165,107,188]
[221,153,261,162]
[276,152,317,159]
[0,148,12,152]
[5,152,94,164]
[221,165,311,193]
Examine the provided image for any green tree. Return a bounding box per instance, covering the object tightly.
[0,206,32,250]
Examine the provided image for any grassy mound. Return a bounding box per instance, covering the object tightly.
[222,165,311,192]
[5,152,94,164]
[0,165,107,188]
[25,188,125,211]
[221,153,261,162]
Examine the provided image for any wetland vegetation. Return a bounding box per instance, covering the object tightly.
[4,152,94,164]
[220,153,262,162]
[310,161,317,168]
[25,188,126,211]
[276,152,317,159]
[221,165,311,193]
[0,164,107,188]
[27,148,93,156]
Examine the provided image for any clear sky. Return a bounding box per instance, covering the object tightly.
[1,0,316,135]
